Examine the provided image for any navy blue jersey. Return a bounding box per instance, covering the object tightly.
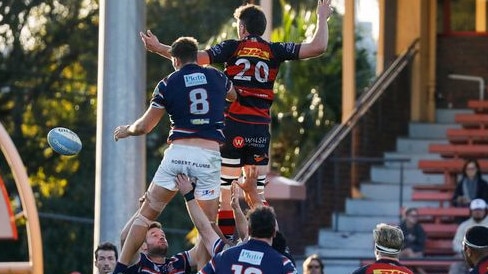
[125,252,191,274]
[352,259,413,274]
[206,36,300,124]
[199,239,297,274]
[152,64,233,143]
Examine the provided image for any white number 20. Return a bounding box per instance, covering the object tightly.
[234,59,269,83]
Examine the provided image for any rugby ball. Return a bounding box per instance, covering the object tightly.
[47,127,82,156]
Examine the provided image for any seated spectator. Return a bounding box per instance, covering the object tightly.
[399,207,426,274]
[399,207,426,258]
[303,254,325,274]
[452,159,488,207]
[449,199,488,274]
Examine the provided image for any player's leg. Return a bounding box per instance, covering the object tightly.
[244,123,270,203]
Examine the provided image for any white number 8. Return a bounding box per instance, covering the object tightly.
[189,88,209,114]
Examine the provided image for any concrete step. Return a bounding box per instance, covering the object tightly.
[306,244,372,258]
[332,213,399,232]
[435,108,472,123]
[318,230,372,249]
[345,199,439,215]
[396,137,448,153]
[408,122,460,139]
[370,165,445,184]
[359,181,451,200]
[383,151,442,168]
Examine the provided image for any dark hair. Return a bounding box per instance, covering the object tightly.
[234,4,267,36]
[462,158,482,180]
[169,37,198,64]
[95,242,118,260]
[272,231,295,265]
[465,226,488,249]
[247,206,276,238]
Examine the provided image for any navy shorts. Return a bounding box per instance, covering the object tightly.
[221,119,270,167]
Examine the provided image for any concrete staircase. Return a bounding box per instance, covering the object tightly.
[297,109,471,274]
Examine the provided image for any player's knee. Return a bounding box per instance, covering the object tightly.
[133,213,153,228]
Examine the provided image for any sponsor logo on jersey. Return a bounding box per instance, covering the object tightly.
[372,270,410,274]
[191,118,210,125]
[184,73,207,87]
[236,47,270,60]
[238,249,264,265]
[233,136,245,148]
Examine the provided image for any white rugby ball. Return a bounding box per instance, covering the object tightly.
[47,127,82,156]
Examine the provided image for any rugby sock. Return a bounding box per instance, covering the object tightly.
[218,210,235,237]
[113,262,128,274]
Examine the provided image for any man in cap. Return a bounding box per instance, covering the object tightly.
[450,199,488,274]
[351,223,413,274]
[462,225,488,274]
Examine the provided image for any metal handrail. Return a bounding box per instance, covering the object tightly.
[293,39,420,184]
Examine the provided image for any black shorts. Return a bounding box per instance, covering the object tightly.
[221,119,270,167]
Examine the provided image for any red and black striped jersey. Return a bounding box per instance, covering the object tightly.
[207,35,300,124]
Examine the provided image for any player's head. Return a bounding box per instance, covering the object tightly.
[94,242,118,274]
[462,225,488,268]
[144,221,168,257]
[372,223,404,260]
[234,4,267,37]
[169,36,198,68]
[247,206,276,239]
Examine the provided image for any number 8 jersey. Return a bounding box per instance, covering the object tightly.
[207,35,300,124]
[152,63,234,143]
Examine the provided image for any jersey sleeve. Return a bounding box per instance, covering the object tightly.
[271,42,301,62]
[150,79,167,109]
[206,40,239,64]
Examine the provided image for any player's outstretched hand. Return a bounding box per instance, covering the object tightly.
[113,125,130,142]
[237,165,258,193]
[317,0,333,19]
[175,173,193,196]
[139,29,160,53]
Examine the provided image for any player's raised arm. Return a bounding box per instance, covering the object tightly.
[140,30,211,65]
[298,0,334,59]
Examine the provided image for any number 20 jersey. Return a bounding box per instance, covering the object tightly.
[206,35,301,124]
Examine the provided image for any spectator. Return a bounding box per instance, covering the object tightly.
[449,199,488,274]
[399,207,426,257]
[399,207,426,274]
[452,159,488,207]
[462,225,488,273]
[94,242,117,274]
[303,254,325,274]
[352,223,413,274]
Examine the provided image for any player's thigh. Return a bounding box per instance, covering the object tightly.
[242,124,270,166]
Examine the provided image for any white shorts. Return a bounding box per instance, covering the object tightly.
[152,144,221,200]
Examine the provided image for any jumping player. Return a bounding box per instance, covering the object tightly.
[113,36,235,272]
[140,0,334,238]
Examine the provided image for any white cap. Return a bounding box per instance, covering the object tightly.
[470,199,487,210]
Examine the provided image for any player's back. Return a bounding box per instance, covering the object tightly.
[199,239,296,274]
[352,259,413,274]
[153,63,231,142]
